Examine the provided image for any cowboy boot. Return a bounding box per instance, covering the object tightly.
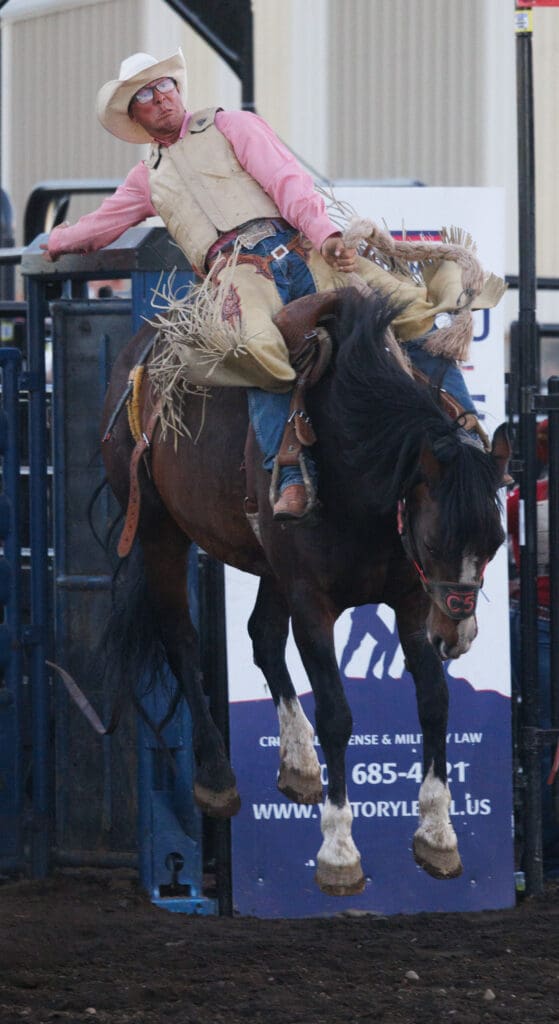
[273,484,309,521]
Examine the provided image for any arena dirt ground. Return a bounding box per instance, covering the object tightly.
[1,869,558,1024]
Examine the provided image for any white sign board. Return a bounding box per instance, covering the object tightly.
[226,187,513,917]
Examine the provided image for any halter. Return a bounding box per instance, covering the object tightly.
[397,498,487,621]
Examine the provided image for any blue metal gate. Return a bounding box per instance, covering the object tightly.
[15,227,221,911]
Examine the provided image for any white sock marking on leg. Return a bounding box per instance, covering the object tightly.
[277,696,320,777]
[318,796,360,867]
[416,764,458,851]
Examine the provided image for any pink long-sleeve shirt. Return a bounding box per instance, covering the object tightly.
[47,110,338,261]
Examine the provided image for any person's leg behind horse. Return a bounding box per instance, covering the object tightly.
[331,250,478,416]
[405,337,477,413]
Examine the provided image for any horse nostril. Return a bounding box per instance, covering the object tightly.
[433,636,448,660]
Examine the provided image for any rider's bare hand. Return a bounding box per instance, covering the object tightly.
[321,235,357,273]
[40,221,72,261]
[39,243,55,262]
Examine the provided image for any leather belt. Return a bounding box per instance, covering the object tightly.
[207,231,305,273]
[206,218,291,267]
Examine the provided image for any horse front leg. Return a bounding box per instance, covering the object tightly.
[398,614,463,880]
[290,591,365,896]
[248,575,322,804]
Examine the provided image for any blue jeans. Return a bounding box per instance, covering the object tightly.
[247,227,316,492]
[406,339,476,414]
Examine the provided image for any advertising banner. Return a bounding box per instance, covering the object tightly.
[227,187,514,917]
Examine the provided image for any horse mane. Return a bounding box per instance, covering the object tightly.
[327,289,504,557]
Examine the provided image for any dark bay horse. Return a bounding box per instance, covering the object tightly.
[101,288,510,896]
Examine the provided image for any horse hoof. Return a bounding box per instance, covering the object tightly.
[194,783,241,818]
[277,765,323,805]
[413,835,463,879]
[315,858,366,897]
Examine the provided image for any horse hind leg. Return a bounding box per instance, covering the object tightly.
[140,524,241,819]
[276,698,322,804]
[248,576,323,805]
[289,594,365,896]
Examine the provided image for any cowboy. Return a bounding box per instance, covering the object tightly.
[42,47,484,521]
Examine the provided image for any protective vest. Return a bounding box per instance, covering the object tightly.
[145,107,281,274]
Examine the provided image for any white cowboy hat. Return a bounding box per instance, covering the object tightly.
[96,47,187,144]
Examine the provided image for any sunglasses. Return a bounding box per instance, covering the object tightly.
[131,77,176,106]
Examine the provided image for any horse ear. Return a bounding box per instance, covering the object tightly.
[490,423,512,487]
[419,440,442,486]
[420,431,461,484]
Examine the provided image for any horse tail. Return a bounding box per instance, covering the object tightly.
[86,475,124,558]
[100,542,180,737]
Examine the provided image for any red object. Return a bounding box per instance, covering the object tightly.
[517,1,559,7]
[537,418,549,464]
[548,743,559,786]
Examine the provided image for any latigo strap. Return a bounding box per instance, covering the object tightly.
[117,403,161,558]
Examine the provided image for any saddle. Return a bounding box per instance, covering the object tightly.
[273,292,337,455]
[113,294,337,555]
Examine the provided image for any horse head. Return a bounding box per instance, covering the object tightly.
[400,423,511,660]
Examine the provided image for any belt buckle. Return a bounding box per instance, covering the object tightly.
[237,220,276,250]
[270,243,289,261]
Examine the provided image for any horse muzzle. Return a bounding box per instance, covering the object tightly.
[428,599,478,660]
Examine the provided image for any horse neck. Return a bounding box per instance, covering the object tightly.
[310,378,381,525]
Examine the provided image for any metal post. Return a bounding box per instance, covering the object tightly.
[548,378,559,793]
[198,552,233,916]
[514,4,543,894]
[0,349,23,872]
[239,0,255,112]
[25,276,52,877]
